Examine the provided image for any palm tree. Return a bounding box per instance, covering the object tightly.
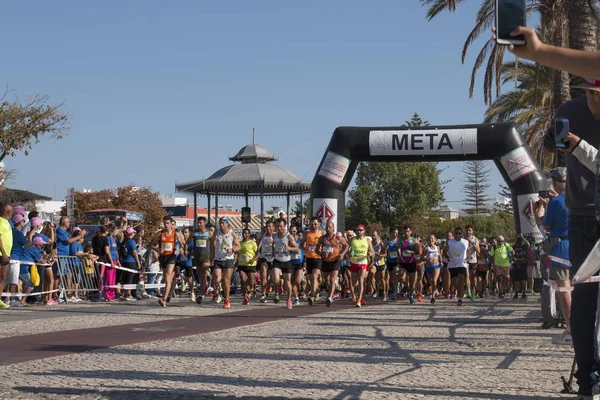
[568,0,598,92]
[484,59,556,169]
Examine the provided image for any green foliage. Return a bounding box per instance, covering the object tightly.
[462,160,491,215]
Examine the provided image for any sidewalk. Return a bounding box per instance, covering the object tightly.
[0,295,574,399]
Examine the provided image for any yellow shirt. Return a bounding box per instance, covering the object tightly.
[351,237,369,265]
[0,217,13,256]
[238,240,258,267]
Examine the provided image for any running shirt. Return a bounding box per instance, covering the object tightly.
[321,235,340,263]
[425,245,440,265]
[489,243,513,267]
[291,237,304,264]
[160,230,176,256]
[466,236,478,264]
[238,240,258,267]
[373,240,386,266]
[178,240,193,267]
[304,230,323,259]
[477,248,489,271]
[215,229,234,261]
[351,237,369,265]
[447,238,469,269]
[399,238,415,263]
[387,238,399,263]
[260,234,275,262]
[274,232,291,262]
[193,230,211,257]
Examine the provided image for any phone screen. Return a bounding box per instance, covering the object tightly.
[555,118,569,149]
[497,0,526,43]
[538,190,550,199]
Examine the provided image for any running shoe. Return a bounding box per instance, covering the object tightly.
[242,297,249,306]
[333,292,340,300]
[196,295,203,305]
[326,297,332,307]
[274,294,280,304]
[181,282,187,292]
[286,300,293,310]
[0,300,10,309]
[383,295,388,301]
[513,292,519,300]
[46,299,58,305]
[142,293,151,299]
[361,298,366,305]
[409,296,415,305]
[125,296,136,302]
[260,295,267,303]
[522,293,528,300]
[190,292,196,302]
[391,294,396,301]
[351,296,357,303]
[224,300,231,309]
[483,288,490,297]
[457,299,463,307]
[430,296,435,304]
[308,296,315,306]
[355,302,361,308]
[158,298,166,308]
[552,330,572,346]
[166,295,172,303]
[215,294,223,304]
[467,291,476,302]
[292,298,300,306]
[372,292,378,298]
[417,294,423,302]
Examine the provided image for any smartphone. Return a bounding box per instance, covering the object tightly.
[538,190,550,199]
[555,118,569,149]
[495,0,527,46]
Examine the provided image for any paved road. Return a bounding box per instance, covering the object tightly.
[0,295,576,399]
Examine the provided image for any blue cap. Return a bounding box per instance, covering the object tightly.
[219,217,230,223]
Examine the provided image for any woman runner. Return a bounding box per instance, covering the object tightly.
[424,234,442,304]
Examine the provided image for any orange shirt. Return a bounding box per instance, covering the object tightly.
[321,235,340,263]
[160,230,176,256]
[304,230,323,259]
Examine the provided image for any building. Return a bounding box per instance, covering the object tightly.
[438,205,460,220]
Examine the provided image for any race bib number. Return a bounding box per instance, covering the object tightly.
[353,257,367,265]
[323,245,334,254]
[389,251,398,259]
[161,243,173,252]
[379,256,386,265]
[195,239,207,248]
[240,255,250,263]
[402,251,412,258]
[308,245,316,253]
[291,252,301,260]
[429,251,439,259]
[452,251,462,258]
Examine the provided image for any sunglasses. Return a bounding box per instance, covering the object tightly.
[291,231,297,234]
[356,229,364,232]
[454,232,462,235]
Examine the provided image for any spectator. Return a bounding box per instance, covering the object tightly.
[0,204,14,309]
[144,242,160,298]
[55,217,86,303]
[68,228,85,303]
[21,211,39,236]
[7,213,32,307]
[489,235,513,298]
[120,227,141,301]
[92,226,115,301]
[21,237,51,306]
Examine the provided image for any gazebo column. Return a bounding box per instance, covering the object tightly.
[260,192,264,230]
[286,191,290,229]
[244,190,249,229]
[299,191,303,229]
[215,192,219,226]
[193,192,198,230]
[207,192,211,225]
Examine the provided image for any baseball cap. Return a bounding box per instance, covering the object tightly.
[12,214,24,224]
[356,224,366,231]
[14,206,25,217]
[33,236,47,246]
[72,226,81,234]
[480,239,488,246]
[572,78,600,92]
[336,232,343,237]
[126,227,135,235]
[550,167,567,183]
[30,217,43,229]
[219,217,230,224]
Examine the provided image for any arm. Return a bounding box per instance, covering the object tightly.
[286,234,298,252]
[0,233,9,262]
[368,240,375,260]
[339,238,349,260]
[442,243,450,261]
[564,135,598,173]
[132,244,142,269]
[231,232,241,253]
[315,236,324,256]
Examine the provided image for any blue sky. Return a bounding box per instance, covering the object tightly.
[2,1,513,212]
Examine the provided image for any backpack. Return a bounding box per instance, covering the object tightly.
[120,240,130,259]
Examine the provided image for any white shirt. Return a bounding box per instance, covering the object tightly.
[447,239,469,269]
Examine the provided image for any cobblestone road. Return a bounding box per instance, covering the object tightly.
[0,295,576,399]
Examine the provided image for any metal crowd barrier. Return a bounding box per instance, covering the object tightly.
[56,256,102,301]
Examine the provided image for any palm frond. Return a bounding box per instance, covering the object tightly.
[421,0,465,21]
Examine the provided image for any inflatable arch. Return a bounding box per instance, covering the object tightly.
[310,122,547,243]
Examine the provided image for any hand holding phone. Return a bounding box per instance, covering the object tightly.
[538,190,550,199]
[495,0,527,46]
[555,118,569,149]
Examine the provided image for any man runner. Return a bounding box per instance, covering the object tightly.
[302,217,323,305]
[385,227,401,301]
[272,218,299,309]
[443,227,475,306]
[193,216,213,304]
[465,225,481,295]
[211,217,241,309]
[398,225,421,305]
[257,221,275,303]
[151,216,186,308]
[316,221,349,307]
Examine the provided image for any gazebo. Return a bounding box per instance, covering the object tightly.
[175,133,311,229]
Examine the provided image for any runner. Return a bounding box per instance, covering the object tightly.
[465,225,481,296]
[257,221,275,303]
[413,233,426,302]
[178,227,195,302]
[341,231,353,298]
[301,217,323,306]
[385,227,401,301]
[238,228,259,305]
[398,225,421,305]
[290,227,304,306]
[316,221,349,307]
[443,227,475,306]
[441,231,453,298]
[475,239,490,297]
[489,235,514,298]
[424,234,442,304]
[211,217,241,309]
[272,218,299,309]
[371,231,388,300]
[193,216,213,304]
[349,224,374,308]
[150,216,186,308]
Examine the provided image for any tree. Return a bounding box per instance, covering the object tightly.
[461,160,491,215]
[0,90,69,162]
[293,198,311,221]
[63,186,166,242]
[404,112,429,127]
[568,0,598,95]
[494,184,513,214]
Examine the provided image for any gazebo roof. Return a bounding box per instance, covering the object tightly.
[229,143,278,163]
[0,187,51,204]
[175,162,311,195]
